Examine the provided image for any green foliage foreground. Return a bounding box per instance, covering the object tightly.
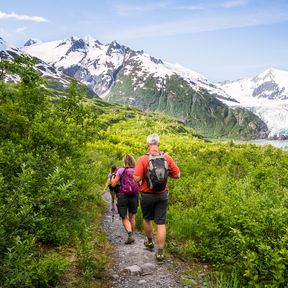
[1,56,288,287]
[94,112,288,287]
[0,57,107,287]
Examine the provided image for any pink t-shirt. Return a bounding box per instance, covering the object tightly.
[116,167,125,177]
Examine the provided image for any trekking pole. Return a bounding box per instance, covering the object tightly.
[111,208,115,222]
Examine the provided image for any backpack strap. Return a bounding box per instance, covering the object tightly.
[120,167,127,177]
[146,151,165,156]
[119,167,128,184]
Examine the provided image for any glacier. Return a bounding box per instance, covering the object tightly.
[218,68,288,138]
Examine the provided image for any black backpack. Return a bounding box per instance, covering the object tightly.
[146,152,169,192]
[108,173,119,194]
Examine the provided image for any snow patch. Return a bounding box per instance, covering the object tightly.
[218,68,288,137]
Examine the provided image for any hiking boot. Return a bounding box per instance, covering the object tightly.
[144,240,154,250]
[125,237,135,245]
[155,253,165,262]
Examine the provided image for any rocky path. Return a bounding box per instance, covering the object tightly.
[102,191,182,288]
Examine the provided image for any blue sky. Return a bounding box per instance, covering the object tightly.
[1,0,288,82]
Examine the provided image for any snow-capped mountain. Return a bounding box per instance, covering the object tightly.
[23,35,229,99]
[0,37,69,85]
[24,38,42,47]
[0,37,19,82]
[220,68,288,100]
[219,69,288,139]
[22,35,268,139]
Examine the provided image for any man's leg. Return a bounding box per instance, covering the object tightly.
[141,194,154,248]
[154,193,168,260]
[156,224,166,249]
[155,224,166,261]
[143,218,153,238]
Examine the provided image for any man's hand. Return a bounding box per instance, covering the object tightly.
[133,175,142,183]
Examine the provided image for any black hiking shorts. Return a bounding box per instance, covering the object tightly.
[140,191,168,224]
[117,193,139,218]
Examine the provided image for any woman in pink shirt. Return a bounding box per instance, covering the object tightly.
[112,154,139,245]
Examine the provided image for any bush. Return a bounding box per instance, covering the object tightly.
[0,56,103,286]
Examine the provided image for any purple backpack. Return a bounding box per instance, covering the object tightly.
[119,168,139,195]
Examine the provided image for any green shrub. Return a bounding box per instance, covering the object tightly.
[0,56,104,286]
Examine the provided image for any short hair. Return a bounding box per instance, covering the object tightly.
[111,164,117,173]
[146,133,160,145]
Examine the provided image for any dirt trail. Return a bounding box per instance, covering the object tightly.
[102,191,183,288]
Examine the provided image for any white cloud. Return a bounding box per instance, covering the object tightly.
[0,28,10,38]
[0,11,48,22]
[113,1,171,15]
[112,0,250,16]
[222,0,250,8]
[16,26,27,33]
[110,8,288,39]
[176,0,250,11]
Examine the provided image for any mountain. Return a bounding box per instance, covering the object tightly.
[0,37,69,88]
[23,35,268,139]
[218,68,288,139]
[24,38,42,47]
[23,36,237,100]
[220,68,288,100]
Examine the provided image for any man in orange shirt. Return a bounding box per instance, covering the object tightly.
[133,133,180,261]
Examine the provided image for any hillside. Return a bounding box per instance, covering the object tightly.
[0,37,71,90]
[218,68,288,139]
[22,36,268,140]
[107,73,267,139]
[1,57,288,287]
[91,103,288,288]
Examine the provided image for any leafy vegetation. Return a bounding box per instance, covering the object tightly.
[107,73,268,139]
[93,110,288,287]
[1,55,288,287]
[0,56,107,287]
[168,142,288,287]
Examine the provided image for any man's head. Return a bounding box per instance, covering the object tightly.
[146,133,160,146]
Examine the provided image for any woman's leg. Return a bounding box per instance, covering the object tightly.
[122,215,135,244]
[128,213,136,231]
[122,216,132,232]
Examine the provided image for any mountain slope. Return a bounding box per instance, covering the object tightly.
[218,68,288,138]
[107,74,267,139]
[23,36,268,139]
[23,36,228,98]
[220,68,288,100]
[0,37,70,87]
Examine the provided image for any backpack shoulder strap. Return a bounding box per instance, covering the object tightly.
[146,151,164,156]
[120,167,128,178]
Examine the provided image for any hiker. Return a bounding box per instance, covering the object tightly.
[133,133,180,261]
[111,154,139,244]
[104,164,119,211]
